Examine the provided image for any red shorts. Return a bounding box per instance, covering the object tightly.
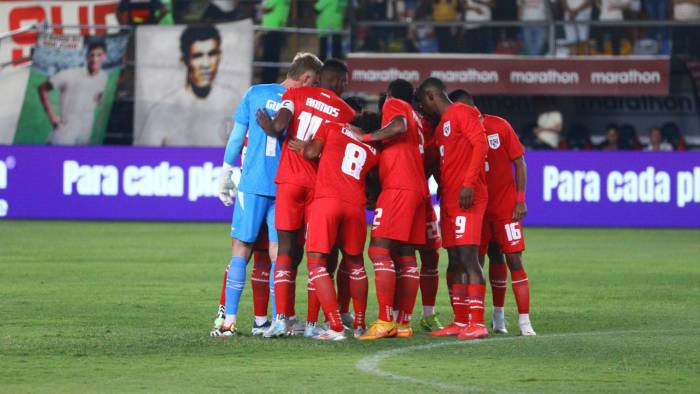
[275,183,314,231]
[306,198,367,255]
[419,198,441,251]
[440,200,486,248]
[479,217,526,256]
[371,189,426,245]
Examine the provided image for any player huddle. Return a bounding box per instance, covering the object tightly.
[209,52,535,341]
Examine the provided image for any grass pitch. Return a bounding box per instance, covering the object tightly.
[1,221,699,393]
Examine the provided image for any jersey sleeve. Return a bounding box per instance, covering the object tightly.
[338,100,356,124]
[49,69,69,90]
[280,89,296,114]
[461,111,488,188]
[233,87,252,125]
[380,99,406,128]
[503,120,524,161]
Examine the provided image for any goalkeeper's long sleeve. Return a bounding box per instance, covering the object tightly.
[223,122,247,166]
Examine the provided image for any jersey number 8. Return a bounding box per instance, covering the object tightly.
[341,143,367,180]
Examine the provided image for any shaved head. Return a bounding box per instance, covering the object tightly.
[416,77,450,117]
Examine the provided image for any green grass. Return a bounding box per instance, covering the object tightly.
[1,221,699,393]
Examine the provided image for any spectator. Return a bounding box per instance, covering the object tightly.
[644,127,674,151]
[560,0,593,50]
[672,0,700,58]
[260,0,290,83]
[316,0,348,60]
[618,123,641,149]
[660,121,687,150]
[596,0,636,55]
[534,102,563,149]
[410,23,440,52]
[518,0,551,55]
[117,0,168,25]
[202,1,240,22]
[597,123,621,150]
[643,0,670,54]
[432,0,461,52]
[463,0,495,53]
[561,123,593,149]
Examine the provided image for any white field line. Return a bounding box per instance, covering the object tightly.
[355,329,696,393]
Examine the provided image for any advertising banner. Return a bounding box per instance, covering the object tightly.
[133,19,254,147]
[0,147,698,227]
[0,0,120,145]
[0,0,119,66]
[346,53,670,96]
[13,30,129,145]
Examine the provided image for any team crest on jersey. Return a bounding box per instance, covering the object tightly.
[487,133,500,149]
[443,121,451,136]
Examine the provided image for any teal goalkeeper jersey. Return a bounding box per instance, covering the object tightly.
[234,83,286,197]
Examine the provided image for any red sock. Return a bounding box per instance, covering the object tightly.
[289,268,298,317]
[219,265,229,306]
[511,269,530,314]
[419,250,439,307]
[396,255,420,324]
[467,284,486,326]
[451,283,470,325]
[308,256,342,332]
[251,252,271,317]
[306,281,321,324]
[446,270,458,307]
[274,255,293,316]
[489,262,508,308]
[336,256,351,315]
[346,255,368,328]
[368,246,396,322]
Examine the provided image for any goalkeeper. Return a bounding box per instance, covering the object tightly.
[210,53,323,337]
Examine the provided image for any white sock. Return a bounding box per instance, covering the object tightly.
[224,314,236,325]
[392,309,399,320]
[422,306,435,317]
[493,307,505,319]
[519,313,531,325]
[254,316,268,326]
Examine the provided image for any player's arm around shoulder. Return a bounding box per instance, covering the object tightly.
[255,86,293,137]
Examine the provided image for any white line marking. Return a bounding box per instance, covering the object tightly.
[356,329,697,393]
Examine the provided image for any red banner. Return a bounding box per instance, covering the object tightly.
[347,54,670,96]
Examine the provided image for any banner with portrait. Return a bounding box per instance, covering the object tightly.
[0,0,120,145]
[133,19,254,147]
[13,30,129,144]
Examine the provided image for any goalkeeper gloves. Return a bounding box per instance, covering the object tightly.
[218,162,238,206]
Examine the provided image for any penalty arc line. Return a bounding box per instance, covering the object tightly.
[355,328,697,393]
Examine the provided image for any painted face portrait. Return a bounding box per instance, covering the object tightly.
[186,39,221,88]
[86,47,106,74]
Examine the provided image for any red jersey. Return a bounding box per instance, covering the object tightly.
[312,122,379,207]
[275,86,356,189]
[379,98,427,194]
[435,103,488,209]
[418,114,438,196]
[482,114,524,217]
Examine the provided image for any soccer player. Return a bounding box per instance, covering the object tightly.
[299,113,381,340]
[415,110,445,332]
[255,59,356,337]
[451,90,535,336]
[38,40,107,145]
[352,79,428,340]
[417,78,489,340]
[209,52,323,337]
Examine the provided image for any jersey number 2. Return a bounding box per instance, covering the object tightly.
[341,143,367,180]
